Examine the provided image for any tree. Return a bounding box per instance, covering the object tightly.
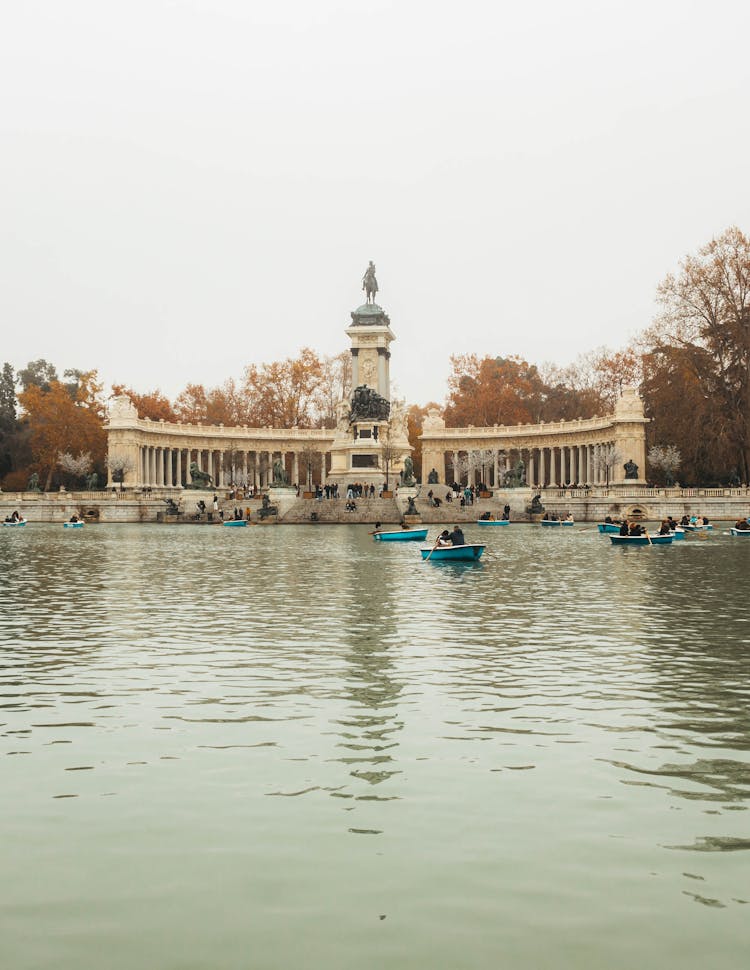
[19,377,106,489]
[647,444,681,486]
[298,444,319,490]
[17,359,58,392]
[106,452,135,486]
[58,451,93,486]
[243,347,325,428]
[0,363,17,431]
[646,226,750,481]
[379,420,405,491]
[445,355,547,427]
[594,444,622,489]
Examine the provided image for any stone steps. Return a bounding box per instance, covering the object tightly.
[281,497,402,525]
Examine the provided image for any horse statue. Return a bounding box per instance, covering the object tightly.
[362,261,378,304]
[189,461,213,488]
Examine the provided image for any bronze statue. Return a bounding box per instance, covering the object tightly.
[623,459,639,480]
[529,494,544,514]
[362,261,378,304]
[349,385,390,423]
[85,472,99,490]
[401,456,416,486]
[189,461,213,488]
[427,468,439,484]
[272,458,288,486]
[405,495,418,516]
[258,493,278,519]
[27,472,41,492]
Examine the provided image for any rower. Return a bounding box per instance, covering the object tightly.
[619,520,629,536]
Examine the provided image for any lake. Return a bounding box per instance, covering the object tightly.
[1,523,749,969]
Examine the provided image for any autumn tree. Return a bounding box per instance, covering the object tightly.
[444,355,548,427]
[643,226,750,482]
[19,372,106,489]
[242,347,325,428]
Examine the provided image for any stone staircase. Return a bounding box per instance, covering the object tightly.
[280,496,403,525]
[404,495,488,524]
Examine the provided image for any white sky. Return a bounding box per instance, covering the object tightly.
[2,0,749,407]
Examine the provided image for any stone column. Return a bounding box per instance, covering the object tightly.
[292,452,299,487]
[218,451,224,488]
[528,451,535,487]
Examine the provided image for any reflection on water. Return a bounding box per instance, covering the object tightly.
[1,523,750,970]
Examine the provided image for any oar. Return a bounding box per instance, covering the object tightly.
[423,535,442,562]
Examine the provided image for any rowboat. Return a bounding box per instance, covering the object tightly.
[2,520,27,527]
[670,528,685,540]
[420,543,485,561]
[683,523,713,532]
[597,523,621,534]
[64,521,84,529]
[222,519,248,527]
[541,519,574,527]
[609,534,672,546]
[730,527,750,537]
[374,528,428,542]
[476,518,510,526]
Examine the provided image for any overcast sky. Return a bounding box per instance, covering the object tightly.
[2,0,749,407]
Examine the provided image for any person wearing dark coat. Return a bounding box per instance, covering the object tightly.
[449,526,466,546]
[619,520,630,536]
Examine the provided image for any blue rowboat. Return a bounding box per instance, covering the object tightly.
[420,543,485,561]
[597,523,621,534]
[223,519,248,527]
[683,523,713,532]
[476,519,509,526]
[609,534,672,546]
[670,528,685,541]
[374,528,428,542]
[730,527,750,537]
[541,519,574,527]
[64,521,84,528]
[2,520,27,527]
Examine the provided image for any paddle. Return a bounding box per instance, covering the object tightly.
[423,534,442,562]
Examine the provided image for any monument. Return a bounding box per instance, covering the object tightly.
[327,263,412,487]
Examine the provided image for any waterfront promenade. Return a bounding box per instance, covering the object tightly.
[2,484,749,524]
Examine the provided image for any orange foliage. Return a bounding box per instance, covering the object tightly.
[19,376,106,488]
[444,355,546,427]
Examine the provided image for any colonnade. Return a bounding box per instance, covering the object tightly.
[444,441,620,488]
[135,445,330,489]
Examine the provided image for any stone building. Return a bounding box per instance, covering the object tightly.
[105,282,412,490]
[106,267,648,493]
[419,387,648,488]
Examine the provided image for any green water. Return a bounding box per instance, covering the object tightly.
[1,523,749,970]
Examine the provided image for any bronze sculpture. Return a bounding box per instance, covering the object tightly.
[362,261,378,304]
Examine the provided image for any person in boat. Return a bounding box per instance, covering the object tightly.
[667,516,678,531]
[734,518,750,531]
[619,520,630,536]
[69,514,79,523]
[680,515,690,526]
[658,520,671,535]
[449,525,466,546]
[564,514,574,523]
[628,522,643,536]
[604,515,613,524]
[436,529,452,547]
